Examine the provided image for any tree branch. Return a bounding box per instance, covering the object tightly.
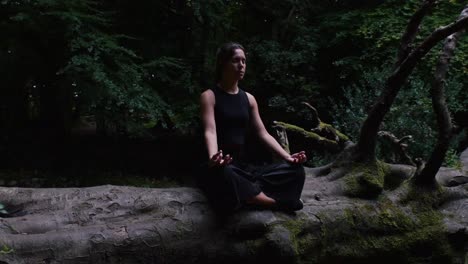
[301,102,321,128]
[378,131,416,166]
[395,0,437,68]
[414,19,466,185]
[357,5,468,161]
[272,121,342,153]
[274,125,291,154]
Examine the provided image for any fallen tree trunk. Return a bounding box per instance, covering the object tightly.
[0,149,467,264]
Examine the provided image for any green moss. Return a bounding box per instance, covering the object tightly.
[264,166,454,263]
[317,199,452,264]
[244,238,267,255]
[276,205,448,264]
[344,161,387,199]
[383,163,406,190]
[275,121,338,145]
[318,122,350,142]
[0,244,13,254]
[281,218,321,264]
[282,218,304,255]
[400,182,445,210]
[276,121,350,144]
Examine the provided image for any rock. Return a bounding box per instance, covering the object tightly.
[265,225,295,261]
[227,210,277,239]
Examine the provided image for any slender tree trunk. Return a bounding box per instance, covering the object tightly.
[415,19,466,185]
[394,0,436,68]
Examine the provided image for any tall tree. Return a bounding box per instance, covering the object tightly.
[357,3,468,162]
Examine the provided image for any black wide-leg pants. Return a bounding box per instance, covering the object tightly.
[196,161,305,215]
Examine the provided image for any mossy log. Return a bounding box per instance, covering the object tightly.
[0,149,467,263]
[272,121,350,154]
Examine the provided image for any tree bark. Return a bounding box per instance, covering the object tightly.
[272,121,347,154]
[414,20,466,186]
[377,131,416,166]
[394,0,436,68]
[0,149,467,263]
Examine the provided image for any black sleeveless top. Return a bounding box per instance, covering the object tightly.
[210,85,251,153]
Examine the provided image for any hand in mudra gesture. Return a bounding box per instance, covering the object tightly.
[286,151,307,164]
[208,150,233,167]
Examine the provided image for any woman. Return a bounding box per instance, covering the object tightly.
[198,42,307,215]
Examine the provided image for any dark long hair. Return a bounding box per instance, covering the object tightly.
[215,42,245,82]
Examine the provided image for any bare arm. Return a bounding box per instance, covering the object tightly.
[247,93,307,163]
[200,90,232,166]
[200,90,218,159]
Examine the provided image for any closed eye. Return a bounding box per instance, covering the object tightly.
[232,57,246,63]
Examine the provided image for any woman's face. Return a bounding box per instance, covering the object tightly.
[223,49,246,81]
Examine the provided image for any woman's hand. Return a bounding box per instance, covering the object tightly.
[208,150,233,167]
[286,151,307,164]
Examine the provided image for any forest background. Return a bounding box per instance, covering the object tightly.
[0,0,466,188]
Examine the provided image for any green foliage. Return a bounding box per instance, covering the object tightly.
[54,1,174,136]
[443,148,463,170]
[1,0,173,136]
[143,57,198,134]
[246,37,320,124]
[330,63,466,164]
[330,68,384,141]
[323,0,466,163]
[1,0,466,149]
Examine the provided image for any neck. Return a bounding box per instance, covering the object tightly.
[218,79,239,94]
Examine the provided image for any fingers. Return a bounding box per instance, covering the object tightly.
[209,150,222,167]
[209,150,233,167]
[224,154,233,165]
[210,150,222,160]
[290,151,307,164]
[212,150,223,162]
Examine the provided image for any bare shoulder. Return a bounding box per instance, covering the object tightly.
[200,89,215,105]
[245,92,257,107]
